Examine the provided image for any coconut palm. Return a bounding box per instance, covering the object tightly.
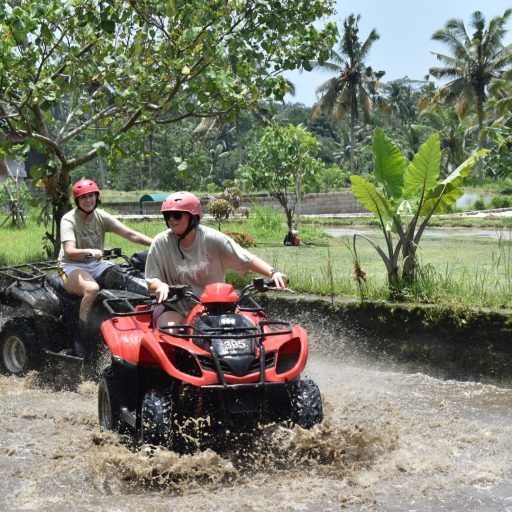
[311,14,383,174]
[487,68,512,126]
[429,9,512,146]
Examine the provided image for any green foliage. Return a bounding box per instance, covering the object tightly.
[248,204,285,233]
[350,128,487,292]
[482,126,512,179]
[240,124,329,230]
[221,187,242,211]
[474,198,485,210]
[0,0,337,254]
[304,164,350,192]
[0,182,36,215]
[311,13,384,174]
[224,230,256,248]
[490,195,512,209]
[207,198,232,231]
[428,9,512,139]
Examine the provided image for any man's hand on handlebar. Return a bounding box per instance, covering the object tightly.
[84,249,103,261]
[270,271,291,291]
[155,282,170,303]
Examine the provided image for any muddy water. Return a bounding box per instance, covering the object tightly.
[1,340,511,512]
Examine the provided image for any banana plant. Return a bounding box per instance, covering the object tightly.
[350,128,487,290]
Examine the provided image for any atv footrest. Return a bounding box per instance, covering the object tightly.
[203,381,287,391]
[44,349,84,363]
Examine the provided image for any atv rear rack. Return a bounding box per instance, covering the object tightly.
[0,248,127,285]
[0,260,59,282]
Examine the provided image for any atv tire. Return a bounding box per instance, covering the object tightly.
[98,366,120,432]
[289,378,323,429]
[0,317,40,376]
[140,388,176,450]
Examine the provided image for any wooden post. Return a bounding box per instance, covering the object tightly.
[2,184,26,227]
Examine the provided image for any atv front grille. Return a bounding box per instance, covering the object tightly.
[197,351,276,376]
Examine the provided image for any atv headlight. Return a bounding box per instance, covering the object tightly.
[169,346,202,377]
[276,338,301,374]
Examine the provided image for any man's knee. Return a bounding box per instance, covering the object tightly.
[157,310,184,328]
[83,280,101,298]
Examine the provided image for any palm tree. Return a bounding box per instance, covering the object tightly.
[417,106,476,175]
[487,68,512,126]
[311,14,383,174]
[429,9,512,146]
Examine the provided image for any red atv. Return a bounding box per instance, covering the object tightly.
[98,278,323,451]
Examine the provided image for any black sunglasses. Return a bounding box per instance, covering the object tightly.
[164,211,185,221]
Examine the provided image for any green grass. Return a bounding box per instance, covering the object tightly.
[1,208,512,310]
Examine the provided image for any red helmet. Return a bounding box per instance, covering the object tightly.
[161,191,202,217]
[72,179,100,200]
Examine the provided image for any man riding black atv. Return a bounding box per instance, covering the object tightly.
[57,178,152,356]
[0,249,149,376]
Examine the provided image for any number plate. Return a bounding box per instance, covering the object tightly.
[213,337,253,356]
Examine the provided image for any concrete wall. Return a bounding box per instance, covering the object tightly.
[103,190,367,216]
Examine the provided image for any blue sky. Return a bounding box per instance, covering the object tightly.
[284,0,512,106]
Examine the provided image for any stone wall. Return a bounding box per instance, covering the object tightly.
[259,294,512,386]
[103,190,368,216]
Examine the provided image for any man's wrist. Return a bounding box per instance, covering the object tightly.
[269,267,279,276]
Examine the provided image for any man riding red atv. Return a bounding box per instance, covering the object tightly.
[98,278,323,451]
[97,191,323,451]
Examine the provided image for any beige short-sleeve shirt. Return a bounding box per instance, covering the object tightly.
[58,208,124,263]
[145,225,254,296]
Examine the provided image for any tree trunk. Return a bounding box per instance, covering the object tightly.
[295,173,302,229]
[47,166,73,258]
[349,117,356,175]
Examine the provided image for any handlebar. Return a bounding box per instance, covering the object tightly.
[102,248,123,258]
[84,247,131,264]
[167,278,288,305]
[102,278,291,317]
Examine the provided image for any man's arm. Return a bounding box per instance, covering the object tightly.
[248,255,288,289]
[116,225,153,246]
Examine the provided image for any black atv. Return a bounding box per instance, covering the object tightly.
[0,249,149,376]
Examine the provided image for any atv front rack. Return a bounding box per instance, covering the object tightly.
[159,320,292,341]
[102,296,155,315]
[161,320,293,388]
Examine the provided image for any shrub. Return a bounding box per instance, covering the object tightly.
[490,195,512,209]
[208,198,232,230]
[224,230,256,248]
[473,198,485,210]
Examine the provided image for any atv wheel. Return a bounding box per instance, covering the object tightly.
[98,366,120,432]
[289,378,323,429]
[140,389,176,449]
[0,317,39,376]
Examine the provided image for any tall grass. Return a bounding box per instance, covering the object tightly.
[245,204,329,245]
[1,213,511,310]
